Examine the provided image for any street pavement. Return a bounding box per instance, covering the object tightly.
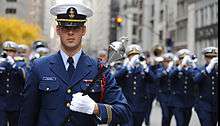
[144,101,201,126]
[100,101,201,126]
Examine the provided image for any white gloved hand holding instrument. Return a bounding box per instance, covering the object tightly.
[206,57,218,73]
[166,61,174,72]
[123,58,133,72]
[129,55,140,67]
[70,92,97,115]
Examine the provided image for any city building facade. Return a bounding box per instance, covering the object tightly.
[193,0,218,63]
[117,0,145,47]
[83,0,111,57]
[117,0,178,52]
[0,0,45,29]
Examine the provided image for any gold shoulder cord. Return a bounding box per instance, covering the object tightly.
[21,68,26,80]
[104,104,113,124]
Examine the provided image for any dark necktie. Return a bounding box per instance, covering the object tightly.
[67,57,75,79]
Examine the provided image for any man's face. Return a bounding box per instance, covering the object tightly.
[162,60,170,68]
[205,56,215,64]
[56,26,86,50]
[98,54,108,62]
[5,50,16,58]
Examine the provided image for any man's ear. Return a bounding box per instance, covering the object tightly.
[82,26,86,36]
[56,25,61,35]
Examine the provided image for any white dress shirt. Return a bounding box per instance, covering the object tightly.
[60,49,82,71]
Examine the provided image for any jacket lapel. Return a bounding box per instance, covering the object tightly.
[70,52,92,86]
[49,51,70,85]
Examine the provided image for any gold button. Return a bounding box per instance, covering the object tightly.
[46,88,50,91]
[6,78,10,82]
[133,92,136,95]
[66,103,71,107]
[67,119,71,122]
[133,87,136,90]
[67,89,72,94]
[133,81,137,85]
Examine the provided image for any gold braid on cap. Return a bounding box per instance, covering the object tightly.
[55,19,87,22]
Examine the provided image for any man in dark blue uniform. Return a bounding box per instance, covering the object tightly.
[18,1,131,126]
[168,49,199,126]
[194,47,218,126]
[15,44,30,75]
[144,46,164,126]
[156,53,174,126]
[115,44,155,126]
[0,41,25,126]
[29,41,50,62]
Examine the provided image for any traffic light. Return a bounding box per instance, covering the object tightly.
[115,16,123,27]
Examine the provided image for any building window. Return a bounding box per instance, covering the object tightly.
[177,0,187,19]
[200,9,204,27]
[204,7,208,26]
[132,0,137,7]
[139,14,143,25]
[133,25,138,35]
[139,0,143,9]
[133,14,138,22]
[160,10,164,22]
[177,20,187,42]
[159,30,163,41]
[139,29,143,41]
[152,4,155,17]
[150,20,154,28]
[210,4,214,24]
[132,39,138,44]
[215,2,218,23]
[5,8,16,14]
[195,11,199,28]
[6,0,17,2]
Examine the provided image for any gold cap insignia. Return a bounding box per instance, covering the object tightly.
[67,7,76,19]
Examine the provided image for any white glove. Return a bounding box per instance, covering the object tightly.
[130,55,140,66]
[154,57,164,63]
[191,59,197,69]
[206,57,218,73]
[7,56,15,65]
[141,61,149,73]
[70,92,96,115]
[166,61,174,72]
[123,58,130,67]
[123,58,133,71]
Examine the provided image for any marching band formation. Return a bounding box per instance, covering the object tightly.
[0,0,218,126]
[0,40,218,126]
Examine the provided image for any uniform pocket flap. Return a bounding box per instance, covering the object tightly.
[39,82,59,92]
